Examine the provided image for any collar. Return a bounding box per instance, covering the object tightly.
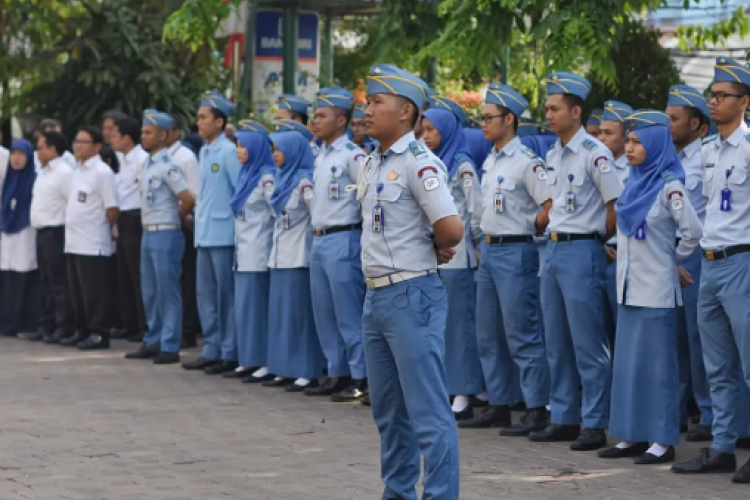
[124,144,145,160]
[381,131,416,156]
[325,134,349,152]
[206,133,227,151]
[168,142,182,155]
[43,156,65,170]
[80,155,101,170]
[715,122,747,149]
[555,126,587,154]
[493,136,521,157]
[681,138,702,159]
[149,148,169,162]
[614,154,628,169]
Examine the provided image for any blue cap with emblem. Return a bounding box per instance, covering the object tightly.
[278,94,311,115]
[714,56,750,87]
[366,63,430,110]
[587,109,603,126]
[601,100,633,123]
[353,102,367,119]
[667,85,710,119]
[199,91,235,118]
[546,72,592,100]
[625,109,671,130]
[485,83,529,117]
[316,88,354,109]
[428,95,468,127]
[273,119,313,141]
[142,109,173,131]
[237,119,269,135]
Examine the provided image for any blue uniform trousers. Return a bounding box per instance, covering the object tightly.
[235,271,270,368]
[541,239,611,428]
[309,231,366,379]
[476,242,549,408]
[604,260,618,348]
[197,246,236,361]
[698,252,750,454]
[141,229,184,353]
[363,274,459,500]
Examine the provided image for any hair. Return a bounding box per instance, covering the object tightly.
[685,107,708,132]
[561,94,585,115]
[209,108,228,130]
[290,110,309,126]
[39,130,68,156]
[102,109,128,123]
[333,107,352,124]
[77,125,104,145]
[170,114,185,132]
[99,145,119,173]
[729,82,750,97]
[37,118,62,133]
[492,105,519,132]
[114,116,141,145]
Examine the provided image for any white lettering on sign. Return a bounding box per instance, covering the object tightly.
[260,37,313,50]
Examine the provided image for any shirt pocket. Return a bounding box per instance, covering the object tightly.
[499,178,519,210]
[210,210,232,221]
[76,185,92,203]
[148,178,163,190]
[330,166,344,179]
[378,183,402,204]
[728,166,748,186]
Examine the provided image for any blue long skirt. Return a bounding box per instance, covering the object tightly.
[441,268,483,395]
[235,271,270,368]
[267,268,325,379]
[610,305,679,445]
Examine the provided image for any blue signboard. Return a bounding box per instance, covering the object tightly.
[255,10,319,61]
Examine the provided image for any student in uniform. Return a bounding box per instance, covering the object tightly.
[305,88,369,401]
[33,119,76,168]
[529,73,623,450]
[225,120,276,383]
[351,102,378,154]
[182,92,241,375]
[586,109,603,137]
[361,63,463,500]
[665,85,713,441]
[125,110,195,365]
[463,118,492,183]
[672,57,750,483]
[420,97,483,420]
[460,84,552,434]
[598,110,703,464]
[275,94,318,158]
[262,121,326,391]
[0,139,39,338]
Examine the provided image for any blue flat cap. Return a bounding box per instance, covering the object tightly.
[601,100,633,123]
[278,94,311,115]
[429,95,468,127]
[272,119,313,141]
[366,63,429,110]
[352,102,367,119]
[667,85,710,119]
[142,109,173,131]
[714,56,750,87]
[237,119,268,135]
[485,83,528,118]
[745,109,750,127]
[546,72,591,100]
[200,91,235,118]
[518,121,540,137]
[625,109,671,130]
[316,88,354,109]
[587,109,603,126]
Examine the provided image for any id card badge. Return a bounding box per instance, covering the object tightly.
[722,168,733,212]
[565,191,576,213]
[329,180,340,199]
[635,220,647,240]
[372,205,383,233]
[282,210,290,229]
[493,192,504,213]
[238,209,245,221]
[146,191,154,207]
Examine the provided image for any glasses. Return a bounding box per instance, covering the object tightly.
[480,111,510,123]
[708,91,746,103]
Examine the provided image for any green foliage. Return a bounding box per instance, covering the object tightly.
[676,2,749,51]
[163,0,240,51]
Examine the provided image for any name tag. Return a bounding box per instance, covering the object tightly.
[493,192,504,213]
[78,191,87,203]
[282,210,290,229]
[329,181,340,199]
[147,192,154,207]
[565,191,576,213]
[721,187,732,212]
[372,205,383,233]
[635,220,647,240]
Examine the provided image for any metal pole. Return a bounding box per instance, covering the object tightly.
[282,3,298,95]
[502,45,510,85]
[239,0,259,117]
[323,8,333,86]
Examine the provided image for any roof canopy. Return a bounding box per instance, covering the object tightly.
[258,0,382,15]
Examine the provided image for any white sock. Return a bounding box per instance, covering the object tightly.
[294,377,310,387]
[475,392,489,402]
[615,441,635,449]
[647,443,669,456]
[235,366,247,373]
[273,376,284,381]
[452,395,469,412]
[252,367,268,378]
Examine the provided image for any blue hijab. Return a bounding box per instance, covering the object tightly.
[268,131,315,216]
[229,131,276,217]
[1,139,36,234]
[615,125,685,236]
[422,108,472,179]
[463,128,492,180]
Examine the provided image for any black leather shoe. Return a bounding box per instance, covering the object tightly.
[153,352,180,365]
[204,360,239,375]
[458,405,511,428]
[78,333,110,350]
[242,373,275,384]
[453,405,474,421]
[686,425,712,442]
[733,457,750,483]
[43,331,62,344]
[680,423,689,433]
[305,376,350,396]
[510,401,527,412]
[570,428,607,451]
[181,356,218,371]
[222,367,256,379]
[287,380,317,393]
[671,448,737,473]
[18,331,44,341]
[598,442,649,458]
[361,394,371,407]
[125,344,159,359]
[635,446,675,465]
[60,331,87,347]
[529,424,580,442]
[262,377,294,387]
[469,396,489,408]
[500,407,549,437]
[331,379,368,402]
[737,436,750,449]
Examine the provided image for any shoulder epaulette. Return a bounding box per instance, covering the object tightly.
[660,170,678,183]
[703,134,717,145]
[548,142,556,151]
[453,152,473,167]
[582,138,598,151]
[519,145,539,160]
[745,133,750,143]
[345,142,356,151]
[408,141,428,159]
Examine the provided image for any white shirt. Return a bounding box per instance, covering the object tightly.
[115,145,148,211]
[0,147,7,172]
[311,135,364,229]
[65,155,119,256]
[30,157,73,228]
[34,150,76,171]
[0,227,37,272]
[169,142,200,199]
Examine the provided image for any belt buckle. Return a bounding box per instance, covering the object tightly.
[484,235,491,244]
[705,250,715,261]
[366,277,376,288]
[314,229,323,236]
[550,233,559,242]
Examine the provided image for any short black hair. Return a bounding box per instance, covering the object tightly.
[290,110,309,126]
[333,107,352,123]
[77,125,104,145]
[102,110,128,123]
[561,94,585,114]
[685,107,709,132]
[99,145,119,173]
[491,104,519,132]
[39,130,68,156]
[170,114,185,131]
[396,96,420,128]
[209,108,228,130]
[37,118,62,133]
[114,116,141,145]
[729,82,750,97]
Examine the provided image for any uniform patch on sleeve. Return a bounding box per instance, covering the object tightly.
[417,166,438,178]
[263,179,275,195]
[461,171,474,188]
[345,142,356,150]
[354,153,365,163]
[167,168,181,181]
[582,139,599,151]
[408,141,428,158]
[594,156,612,173]
[532,163,547,180]
[668,190,684,210]
[302,184,313,200]
[423,177,440,191]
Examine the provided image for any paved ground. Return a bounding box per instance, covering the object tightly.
[0,338,748,500]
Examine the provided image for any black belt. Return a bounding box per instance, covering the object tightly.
[549,232,600,243]
[484,235,533,245]
[314,223,362,237]
[702,245,750,261]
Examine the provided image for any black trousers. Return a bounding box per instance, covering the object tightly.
[181,224,201,342]
[67,254,112,336]
[36,226,74,334]
[0,270,39,336]
[116,210,147,334]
